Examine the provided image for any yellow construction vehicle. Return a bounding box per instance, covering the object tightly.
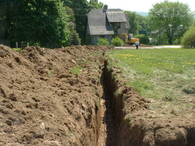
[118,33,139,44]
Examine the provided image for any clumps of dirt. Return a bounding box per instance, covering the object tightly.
[0,45,111,146]
[104,59,195,146]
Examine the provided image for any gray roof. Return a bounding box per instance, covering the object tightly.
[87,9,114,35]
[106,9,127,22]
[87,8,130,35]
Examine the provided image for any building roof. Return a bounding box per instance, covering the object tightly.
[87,9,114,35]
[106,9,127,22]
[87,8,130,35]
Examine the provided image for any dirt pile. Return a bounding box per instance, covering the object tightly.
[0,45,110,146]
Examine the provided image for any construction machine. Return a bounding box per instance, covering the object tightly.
[118,33,139,44]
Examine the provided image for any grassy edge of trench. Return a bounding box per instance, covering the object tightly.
[105,48,195,117]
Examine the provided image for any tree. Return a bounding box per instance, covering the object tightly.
[148,0,194,45]
[0,0,18,45]
[125,11,139,35]
[181,25,195,48]
[88,0,104,9]
[125,11,149,36]
[65,6,76,24]
[0,0,70,48]
[62,0,90,44]
[137,15,149,36]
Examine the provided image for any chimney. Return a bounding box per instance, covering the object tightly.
[103,5,108,12]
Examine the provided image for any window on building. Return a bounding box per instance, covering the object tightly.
[116,22,121,29]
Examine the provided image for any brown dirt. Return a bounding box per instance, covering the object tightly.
[0,45,110,146]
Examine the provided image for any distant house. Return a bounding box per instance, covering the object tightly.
[86,5,130,45]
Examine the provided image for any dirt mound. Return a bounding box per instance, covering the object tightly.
[0,45,111,146]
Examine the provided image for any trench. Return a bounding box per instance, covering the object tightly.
[98,58,195,146]
[99,59,127,146]
[102,67,117,146]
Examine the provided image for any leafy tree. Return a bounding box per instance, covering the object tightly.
[65,6,82,46]
[148,0,194,44]
[88,0,104,9]
[62,0,91,44]
[125,11,149,36]
[65,6,75,24]
[125,11,139,35]
[137,15,149,36]
[0,0,18,44]
[181,25,195,48]
[0,0,70,48]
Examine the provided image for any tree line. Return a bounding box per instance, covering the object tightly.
[0,0,194,48]
[0,0,104,48]
[127,0,194,46]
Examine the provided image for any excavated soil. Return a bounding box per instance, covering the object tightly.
[0,45,109,146]
[0,44,195,146]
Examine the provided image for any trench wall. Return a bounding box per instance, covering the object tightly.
[102,59,195,146]
[103,60,145,146]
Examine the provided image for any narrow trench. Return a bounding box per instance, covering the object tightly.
[101,60,117,146]
[103,84,117,146]
[99,58,195,146]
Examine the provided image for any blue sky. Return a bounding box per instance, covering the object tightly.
[98,0,195,12]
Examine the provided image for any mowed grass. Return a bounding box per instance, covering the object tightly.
[107,48,195,112]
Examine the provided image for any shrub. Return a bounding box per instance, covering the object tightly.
[181,26,195,48]
[97,38,109,45]
[111,37,124,46]
[135,34,149,44]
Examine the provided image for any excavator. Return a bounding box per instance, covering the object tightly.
[118,33,139,45]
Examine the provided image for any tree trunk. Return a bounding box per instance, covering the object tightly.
[168,36,173,44]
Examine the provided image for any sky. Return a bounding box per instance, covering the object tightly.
[98,0,195,12]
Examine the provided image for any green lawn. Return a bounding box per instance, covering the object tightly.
[12,48,23,51]
[106,48,195,112]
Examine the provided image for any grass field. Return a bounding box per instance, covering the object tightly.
[106,48,195,113]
